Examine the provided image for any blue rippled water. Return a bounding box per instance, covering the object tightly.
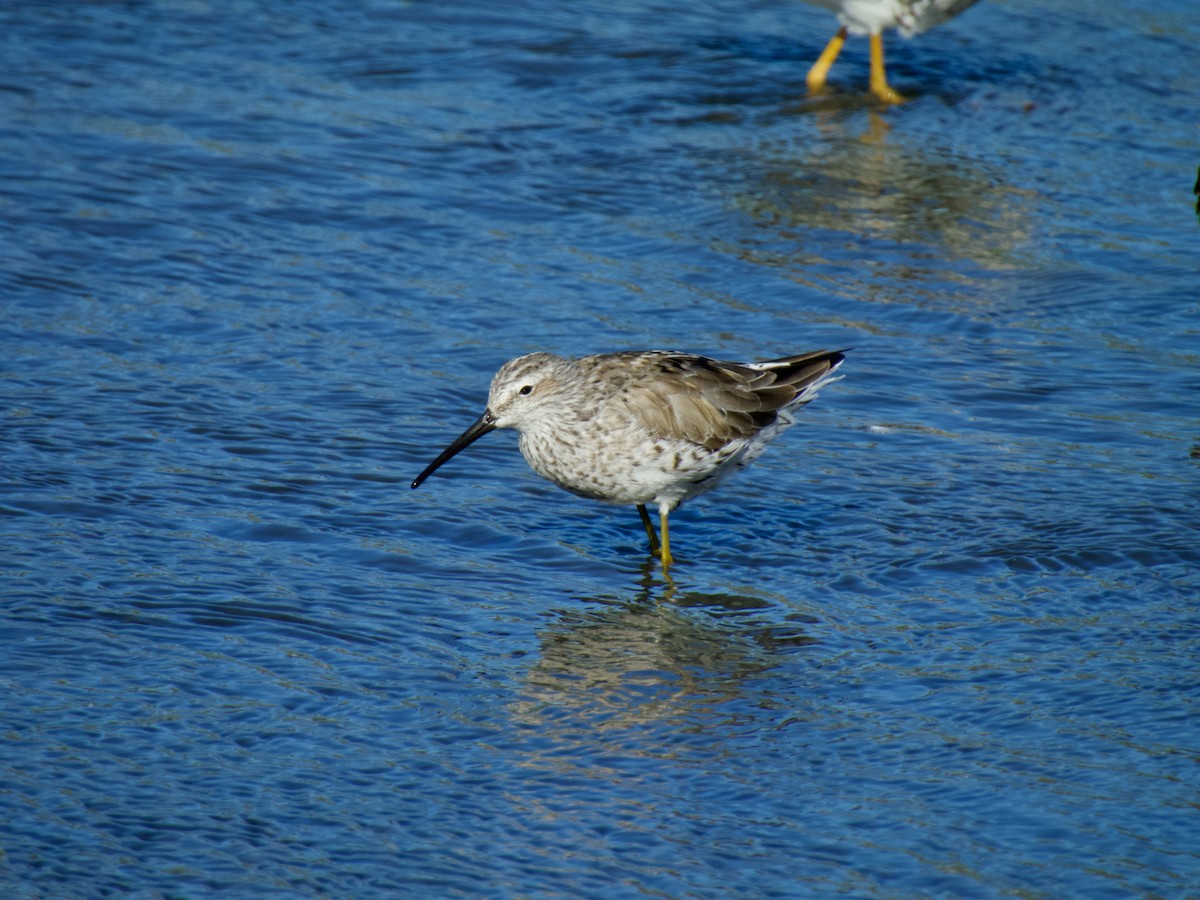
[2,0,1197,896]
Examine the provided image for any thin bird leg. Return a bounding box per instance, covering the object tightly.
[636,504,661,555]
[659,509,674,569]
[806,26,847,92]
[868,32,905,104]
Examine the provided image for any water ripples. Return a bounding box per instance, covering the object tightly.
[3,0,1199,896]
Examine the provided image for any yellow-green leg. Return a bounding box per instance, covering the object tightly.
[636,504,674,569]
[869,32,906,104]
[658,509,673,569]
[806,26,847,92]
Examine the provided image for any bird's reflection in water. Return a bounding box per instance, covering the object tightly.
[729,109,1036,286]
[509,561,819,735]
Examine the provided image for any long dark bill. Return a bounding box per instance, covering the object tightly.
[411,411,497,489]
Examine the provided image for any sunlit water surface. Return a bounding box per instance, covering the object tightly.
[2,0,1197,896]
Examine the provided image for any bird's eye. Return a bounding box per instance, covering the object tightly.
[518,385,533,396]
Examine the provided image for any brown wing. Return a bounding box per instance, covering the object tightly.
[599,350,844,452]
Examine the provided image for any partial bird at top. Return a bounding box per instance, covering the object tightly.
[802,0,981,103]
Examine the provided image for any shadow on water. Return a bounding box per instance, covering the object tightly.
[509,559,820,734]
[724,109,1037,292]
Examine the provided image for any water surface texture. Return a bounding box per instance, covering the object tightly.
[2,0,1198,896]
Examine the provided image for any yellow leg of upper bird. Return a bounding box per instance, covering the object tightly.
[806,26,847,92]
[636,504,661,555]
[659,509,674,569]
[869,32,906,104]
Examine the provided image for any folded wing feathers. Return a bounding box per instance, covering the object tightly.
[626,351,841,450]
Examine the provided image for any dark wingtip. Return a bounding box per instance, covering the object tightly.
[826,348,851,368]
